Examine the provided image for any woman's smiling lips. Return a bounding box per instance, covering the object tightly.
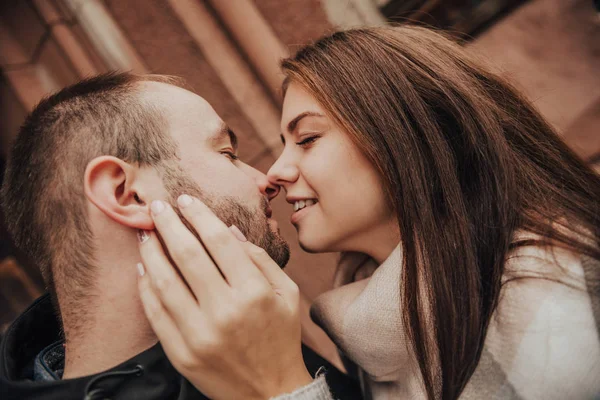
[287,197,318,224]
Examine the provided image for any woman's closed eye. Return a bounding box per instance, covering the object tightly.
[296,134,321,148]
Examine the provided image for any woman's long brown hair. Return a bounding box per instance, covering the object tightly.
[282,26,600,400]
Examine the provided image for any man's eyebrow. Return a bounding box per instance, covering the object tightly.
[215,123,238,152]
[286,111,324,133]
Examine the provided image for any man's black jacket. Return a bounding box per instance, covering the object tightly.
[0,294,362,400]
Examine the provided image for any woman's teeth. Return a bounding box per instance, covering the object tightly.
[293,199,317,212]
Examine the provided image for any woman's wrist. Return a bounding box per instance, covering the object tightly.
[261,366,314,400]
[268,374,332,400]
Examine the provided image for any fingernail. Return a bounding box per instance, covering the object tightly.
[178,194,193,208]
[137,230,150,243]
[229,225,247,242]
[151,200,165,215]
[136,262,145,277]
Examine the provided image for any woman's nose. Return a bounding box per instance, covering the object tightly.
[267,155,299,188]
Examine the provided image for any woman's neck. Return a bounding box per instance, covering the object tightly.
[370,239,400,265]
[357,219,401,265]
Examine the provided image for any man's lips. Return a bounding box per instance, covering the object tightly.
[264,201,273,218]
[260,197,273,219]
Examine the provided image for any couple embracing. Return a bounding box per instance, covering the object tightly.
[1,26,599,400]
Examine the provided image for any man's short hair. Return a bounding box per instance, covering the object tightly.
[1,72,180,304]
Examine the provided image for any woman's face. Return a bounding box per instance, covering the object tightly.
[268,83,399,260]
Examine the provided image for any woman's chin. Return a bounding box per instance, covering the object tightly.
[298,234,329,254]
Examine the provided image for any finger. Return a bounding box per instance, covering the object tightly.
[138,269,193,364]
[137,235,202,328]
[238,239,299,305]
[139,265,210,370]
[176,195,268,288]
[149,199,228,299]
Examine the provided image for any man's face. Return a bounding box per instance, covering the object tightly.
[140,82,289,267]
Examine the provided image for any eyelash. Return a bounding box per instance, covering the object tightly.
[296,135,321,147]
[222,151,239,161]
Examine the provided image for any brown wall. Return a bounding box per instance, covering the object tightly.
[469,0,600,161]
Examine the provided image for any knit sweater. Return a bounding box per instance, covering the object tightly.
[275,235,600,399]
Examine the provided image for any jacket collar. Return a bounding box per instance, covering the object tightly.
[0,294,207,400]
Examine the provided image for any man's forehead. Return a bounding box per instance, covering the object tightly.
[139,81,223,141]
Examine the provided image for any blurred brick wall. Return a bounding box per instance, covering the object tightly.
[470,0,600,162]
[254,0,333,48]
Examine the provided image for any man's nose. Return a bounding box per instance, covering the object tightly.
[241,163,281,201]
[260,176,280,201]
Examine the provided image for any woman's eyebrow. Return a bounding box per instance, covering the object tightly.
[286,111,325,133]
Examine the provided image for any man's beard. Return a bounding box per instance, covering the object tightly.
[159,163,290,268]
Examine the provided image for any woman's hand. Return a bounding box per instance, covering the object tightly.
[136,195,313,400]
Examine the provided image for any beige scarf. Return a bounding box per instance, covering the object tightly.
[311,240,600,400]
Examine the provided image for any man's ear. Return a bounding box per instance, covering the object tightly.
[84,156,154,230]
